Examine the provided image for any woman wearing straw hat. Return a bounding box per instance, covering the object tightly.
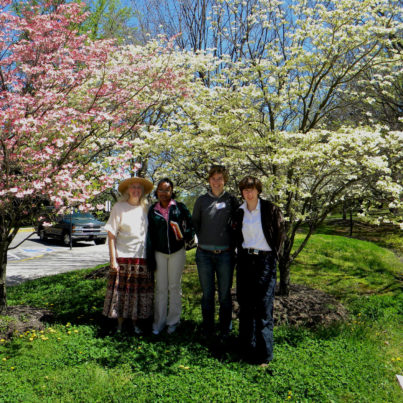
[102,176,154,334]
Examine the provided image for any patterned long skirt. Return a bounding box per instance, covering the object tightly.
[103,257,154,320]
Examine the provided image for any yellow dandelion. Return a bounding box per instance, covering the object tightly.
[67,331,71,335]
[2,358,7,361]
[0,339,5,343]
[29,337,34,342]
[74,330,78,333]
[10,367,15,371]
[57,337,61,341]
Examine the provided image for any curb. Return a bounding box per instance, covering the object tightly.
[18,228,36,233]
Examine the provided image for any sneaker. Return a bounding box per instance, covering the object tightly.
[167,324,178,334]
[133,325,143,335]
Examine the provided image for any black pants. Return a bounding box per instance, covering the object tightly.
[236,249,276,363]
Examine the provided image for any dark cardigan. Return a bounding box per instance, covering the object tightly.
[233,198,285,259]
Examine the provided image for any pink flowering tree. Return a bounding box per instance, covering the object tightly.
[0,0,188,312]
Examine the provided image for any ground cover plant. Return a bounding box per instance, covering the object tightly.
[0,221,402,402]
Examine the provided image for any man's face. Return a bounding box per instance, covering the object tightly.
[209,173,225,194]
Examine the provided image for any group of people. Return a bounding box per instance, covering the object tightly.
[102,165,285,366]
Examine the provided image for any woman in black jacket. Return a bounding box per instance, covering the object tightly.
[233,176,285,365]
[147,178,194,335]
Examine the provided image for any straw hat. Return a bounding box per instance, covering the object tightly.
[118,177,153,195]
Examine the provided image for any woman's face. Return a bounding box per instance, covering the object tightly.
[128,183,143,200]
[156,181,173,205]
[242,187,259,203]
[209,173,225,195]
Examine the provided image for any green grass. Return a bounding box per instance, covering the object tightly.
[1,228,402,402]
[292,233,402,299]
[314,217,403,255]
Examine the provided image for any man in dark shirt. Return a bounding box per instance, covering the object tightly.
[192,165,239,339]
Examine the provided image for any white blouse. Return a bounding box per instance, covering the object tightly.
[240,199,272,251]
[104,201,148,258]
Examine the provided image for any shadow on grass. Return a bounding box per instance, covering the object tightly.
[7,259,371,375]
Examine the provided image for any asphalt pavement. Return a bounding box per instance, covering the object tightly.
[6,229,109,286]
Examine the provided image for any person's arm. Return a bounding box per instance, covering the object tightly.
[179,203,195,242]
[146,207,157,271]
[108,231,119,271]
[192,197,202,237]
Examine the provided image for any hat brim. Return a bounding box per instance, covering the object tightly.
[118,177,153,195]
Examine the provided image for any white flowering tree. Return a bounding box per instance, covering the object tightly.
[138,0,403,295]
[147,79,402,295]
[0,1,188,312]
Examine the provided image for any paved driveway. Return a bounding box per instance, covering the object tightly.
[6,229,109,286]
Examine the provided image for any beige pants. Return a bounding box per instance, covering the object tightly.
[153,248,186,333]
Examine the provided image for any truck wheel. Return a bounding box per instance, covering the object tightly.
[94,238,107,245]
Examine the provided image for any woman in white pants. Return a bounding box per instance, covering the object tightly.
[147,178,194,335]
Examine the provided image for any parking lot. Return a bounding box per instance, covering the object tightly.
[6,229,109,286]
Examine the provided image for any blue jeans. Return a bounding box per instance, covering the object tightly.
[237,250,277,363]
[196,248,234,333]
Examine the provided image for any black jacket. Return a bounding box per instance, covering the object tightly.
[147,201,194,270]
[232,198,285,259]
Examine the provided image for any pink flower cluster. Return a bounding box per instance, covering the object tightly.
[0,1,188,216]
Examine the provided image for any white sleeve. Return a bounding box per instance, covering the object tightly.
[104,204,120,236]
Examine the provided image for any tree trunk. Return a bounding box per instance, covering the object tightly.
[278,257,290,296]
[349,209,354,237]
[0,239,8,314]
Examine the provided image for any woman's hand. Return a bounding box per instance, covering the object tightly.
[108,231,119,272]
[109,260,119,272]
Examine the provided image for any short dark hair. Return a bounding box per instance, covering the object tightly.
[208,165,229,183]
[238,176,263,195]
[154,177,176,199]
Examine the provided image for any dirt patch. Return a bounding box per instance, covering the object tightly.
[0,306,53,340]
[232,284,349,327]
[274,284,349,326]
[85,265,109,279]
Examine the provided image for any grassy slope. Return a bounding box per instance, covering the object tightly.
[0,228,402,402]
